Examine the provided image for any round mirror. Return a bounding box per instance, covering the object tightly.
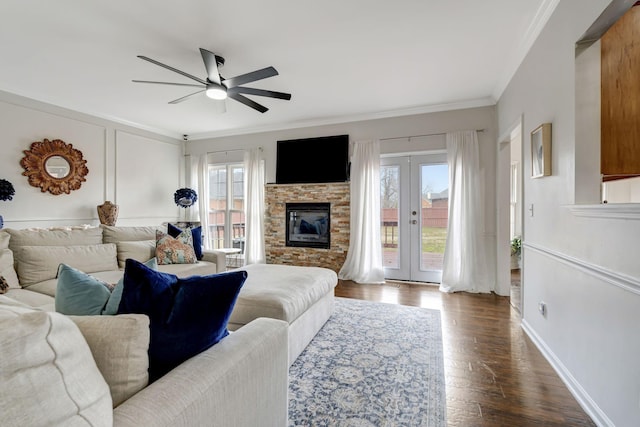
[45,155,71,178]
[21,139,89,195]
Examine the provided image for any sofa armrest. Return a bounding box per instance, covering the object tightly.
[201,250,227,273]
[113,318,289,427]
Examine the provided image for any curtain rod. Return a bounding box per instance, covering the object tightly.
[379,129,485,142]
[205,147,262,155]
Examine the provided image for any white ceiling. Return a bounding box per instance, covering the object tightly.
[0,0,555,140]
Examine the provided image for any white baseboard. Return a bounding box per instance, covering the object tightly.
[521,320,614,427]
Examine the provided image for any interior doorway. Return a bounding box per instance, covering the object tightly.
[497,121,524,312]
[381,153,448,283]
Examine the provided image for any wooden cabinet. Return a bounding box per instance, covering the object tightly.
[601,5,640,178]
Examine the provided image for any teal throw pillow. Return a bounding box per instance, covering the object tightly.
[102,257,158,315]
[55,264,113,315]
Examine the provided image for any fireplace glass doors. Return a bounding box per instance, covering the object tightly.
[286,203,330,249]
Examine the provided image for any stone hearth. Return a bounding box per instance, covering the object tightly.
[265,183,350,273]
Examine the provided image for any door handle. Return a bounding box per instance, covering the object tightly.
[411,220,417,225]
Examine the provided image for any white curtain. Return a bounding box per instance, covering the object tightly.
[338,140,385,284]
[196,154,211,250]
[440,131,493,293]
[243,147,265,265]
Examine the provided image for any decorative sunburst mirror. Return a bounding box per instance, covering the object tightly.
[20,138,89,195]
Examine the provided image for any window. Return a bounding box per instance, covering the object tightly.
[207,163,245,251]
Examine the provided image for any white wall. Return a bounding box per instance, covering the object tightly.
[0,91,183,229]
[497,1,640,425]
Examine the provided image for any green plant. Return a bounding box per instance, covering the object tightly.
[510,236,522,257]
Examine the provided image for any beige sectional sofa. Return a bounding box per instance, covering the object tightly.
[0,224,338,426]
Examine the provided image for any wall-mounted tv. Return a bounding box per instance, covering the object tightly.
[276,134,350,184]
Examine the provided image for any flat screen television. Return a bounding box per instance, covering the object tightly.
[276,135,350,184]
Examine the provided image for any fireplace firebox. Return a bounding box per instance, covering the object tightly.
[286,203,330,249]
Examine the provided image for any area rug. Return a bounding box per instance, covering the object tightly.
[288,297,446,427]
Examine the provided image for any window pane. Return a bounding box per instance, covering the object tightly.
[209,210,226,249]
[209,167,227,210]
[232,166,244,212]
[380,165,399,269]
[230,210,245,252]
[420,164,448,272]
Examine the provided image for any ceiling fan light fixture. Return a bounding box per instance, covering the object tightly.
[205,83,227,100]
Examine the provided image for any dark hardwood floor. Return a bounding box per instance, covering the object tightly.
[335,280,595,427]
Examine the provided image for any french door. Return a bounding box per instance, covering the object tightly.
[381,154,448,283]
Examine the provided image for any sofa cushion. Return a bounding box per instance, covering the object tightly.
[4,288,55,311]
[168,223,203,260]
[155,229,196,265]
[5,227,103,249]
[69,314,150,408]
[0,248,19,289]
[55,264,114,315]
[233,264,338,325]
[156,260,219,277]
[16,243,119,287]
[116,240,156,268]
[118,259,247,381]
[101,225,157,244]
[0,303,113,426]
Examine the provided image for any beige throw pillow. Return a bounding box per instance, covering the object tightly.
[70,314,151,407]
[0,304,112,427]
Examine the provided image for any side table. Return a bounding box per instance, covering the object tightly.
[217,247,242,270]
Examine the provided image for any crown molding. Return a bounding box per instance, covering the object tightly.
[187,97,496,141]
[492,0,561,101]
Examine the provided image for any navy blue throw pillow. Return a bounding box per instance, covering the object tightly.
[118,258,247,382]
[168,223,203,260]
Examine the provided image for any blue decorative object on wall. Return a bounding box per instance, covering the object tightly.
[0,179,15,201]
[174,188,197,208]
[0,179,15,229]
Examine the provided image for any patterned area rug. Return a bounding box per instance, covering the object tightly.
[288,297,446,427]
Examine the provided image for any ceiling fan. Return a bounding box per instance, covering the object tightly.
[133,48,291,113]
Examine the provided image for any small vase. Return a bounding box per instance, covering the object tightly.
[97,201,119,226]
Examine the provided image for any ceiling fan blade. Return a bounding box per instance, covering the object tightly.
[199,48,221,85]
[229,93,268,113]
[168,89,205,104]
[224,66,278,88]
[132,80,205,88]
[137,55,207,85]
[228,86,291,100]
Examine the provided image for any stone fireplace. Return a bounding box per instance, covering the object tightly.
[265,182,350,273]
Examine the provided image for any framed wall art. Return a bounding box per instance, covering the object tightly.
[531,123,552,178]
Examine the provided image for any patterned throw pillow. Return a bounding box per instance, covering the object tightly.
[155,230,197,265]
[168,224,203,260]
[0,276,8,294]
